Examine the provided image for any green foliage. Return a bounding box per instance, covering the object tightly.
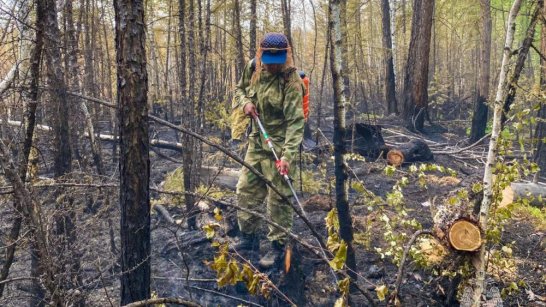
[151,167,185,208]
[205,99,231,132]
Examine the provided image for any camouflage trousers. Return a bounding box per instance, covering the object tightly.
[236,149,294,244]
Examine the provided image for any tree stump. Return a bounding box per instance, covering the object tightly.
[387,139,433,166]
[432,194,483,252]
[447,219,482,252]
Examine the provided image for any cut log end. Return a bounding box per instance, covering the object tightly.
[448,220,482,252]
[387,149,404,166]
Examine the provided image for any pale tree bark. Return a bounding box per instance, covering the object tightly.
[329,0,356,283]
[401,0,434,131]
[381,0,397,114]
[114,0,151,304]
[470,0,492,142]
[0,2,34,98]
[472,0,523,305]
[389,0,397,80]
[501,1,543,127]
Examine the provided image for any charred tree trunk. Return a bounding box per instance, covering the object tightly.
[114,0,151,304]
[470,0,492,142]
[184,0,198,229]
[501,1,543,127]
[44,0,72,178]
[472,1,523,304]
[329,0,357,282]
[401,0,434,131]
[381,0,397,115]
[44,1,85,302]
[536,3,546,179]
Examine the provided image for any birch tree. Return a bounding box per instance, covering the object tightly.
[329,0,357,282]
[472,0,523,305]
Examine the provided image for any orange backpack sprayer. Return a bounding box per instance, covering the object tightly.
[299,71,310,121]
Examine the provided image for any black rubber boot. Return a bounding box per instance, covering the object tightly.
[258,241,284,269]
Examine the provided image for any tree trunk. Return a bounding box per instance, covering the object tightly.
[114,0,151,304]
[184,0,198,229]
[381,0,397,115]
[472,1,523,305]
[501,1,543,127]
[67,0,104,176]
[469,0,492,142]
[281,0,295,63]
[329,0,357,282]
[44,0,72,178]
[536,2,546,179]
[233,0,245,80]
[401,0,434,131]
[249,0,257,59]
[0,0,42,301]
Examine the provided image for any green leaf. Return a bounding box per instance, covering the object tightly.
[329,240,347,271]
[384,165,396,176]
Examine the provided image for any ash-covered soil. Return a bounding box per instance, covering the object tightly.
[0,123,545,306]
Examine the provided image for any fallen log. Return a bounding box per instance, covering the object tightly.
[387,138,433,166]
[344,123,389,159]
[200,166,239,190]
[510,182,545,206]
[0,119,183,151]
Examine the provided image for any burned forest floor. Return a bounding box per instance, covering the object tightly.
[0,120,545,307]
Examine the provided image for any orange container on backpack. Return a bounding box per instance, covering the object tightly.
[301,74,310,122]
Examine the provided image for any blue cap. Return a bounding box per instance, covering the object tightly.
[260,33,289,64]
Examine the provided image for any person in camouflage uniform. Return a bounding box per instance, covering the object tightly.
[233,33,305,268]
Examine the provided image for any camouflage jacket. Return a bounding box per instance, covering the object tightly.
[234,60,305,163]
